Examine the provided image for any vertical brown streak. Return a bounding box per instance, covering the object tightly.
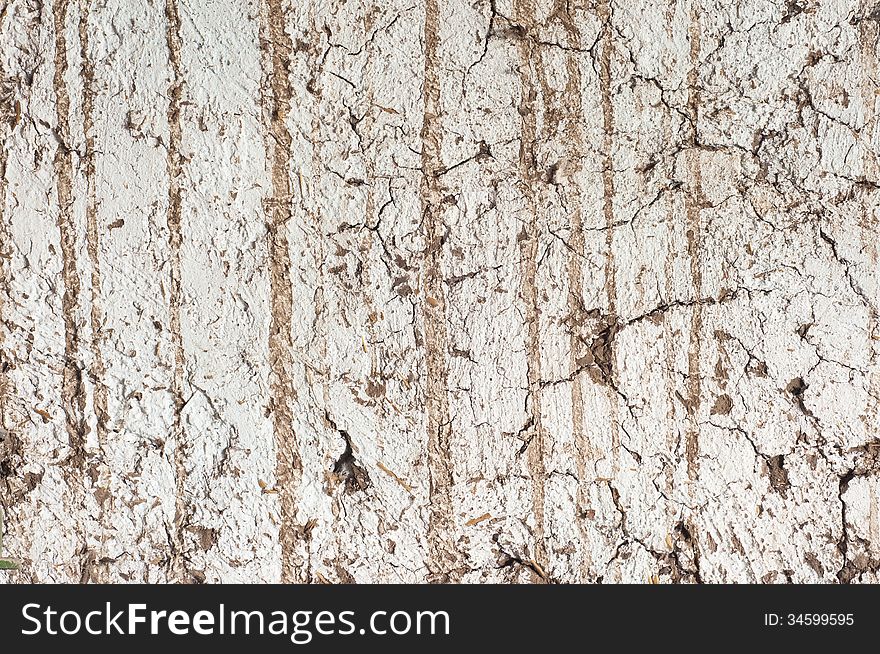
[685,11,703,482]
[858,10,879,198]
[163,0,189,580]
[78,0,110,571]
[513,0,548,580]
[598,5,616,318]
[858,8,879,434]
[554,3,593,579]
[260,0,303,584]
[597,1,620,469]
[52,0,86,468]
[420,0,462,582]
[0,4,10,488]
[661,112,678,489]
[79,0,107,461]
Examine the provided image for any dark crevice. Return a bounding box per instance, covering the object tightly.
[326,412,370,493]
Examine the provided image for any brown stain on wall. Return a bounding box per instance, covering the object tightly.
[685,10,703,482]
[163,0,191,582]
[858,3,880,437]
[513,0,548,581]
[0,4,10,444]
[420,0,464,582]
[260,0,304,584]
[661,90,678,489]
[78,0,112,581]
[548,0,593,580]
[597,1,621,471]
[51,0,87,468]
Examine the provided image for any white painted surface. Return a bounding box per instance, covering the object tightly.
[0,0,878,582]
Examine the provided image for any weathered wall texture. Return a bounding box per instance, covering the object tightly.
[0,0,878,584]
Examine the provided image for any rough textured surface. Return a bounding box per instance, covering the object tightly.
[0,0,878,584]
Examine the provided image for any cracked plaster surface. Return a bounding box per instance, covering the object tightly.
[0,0,879,583]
